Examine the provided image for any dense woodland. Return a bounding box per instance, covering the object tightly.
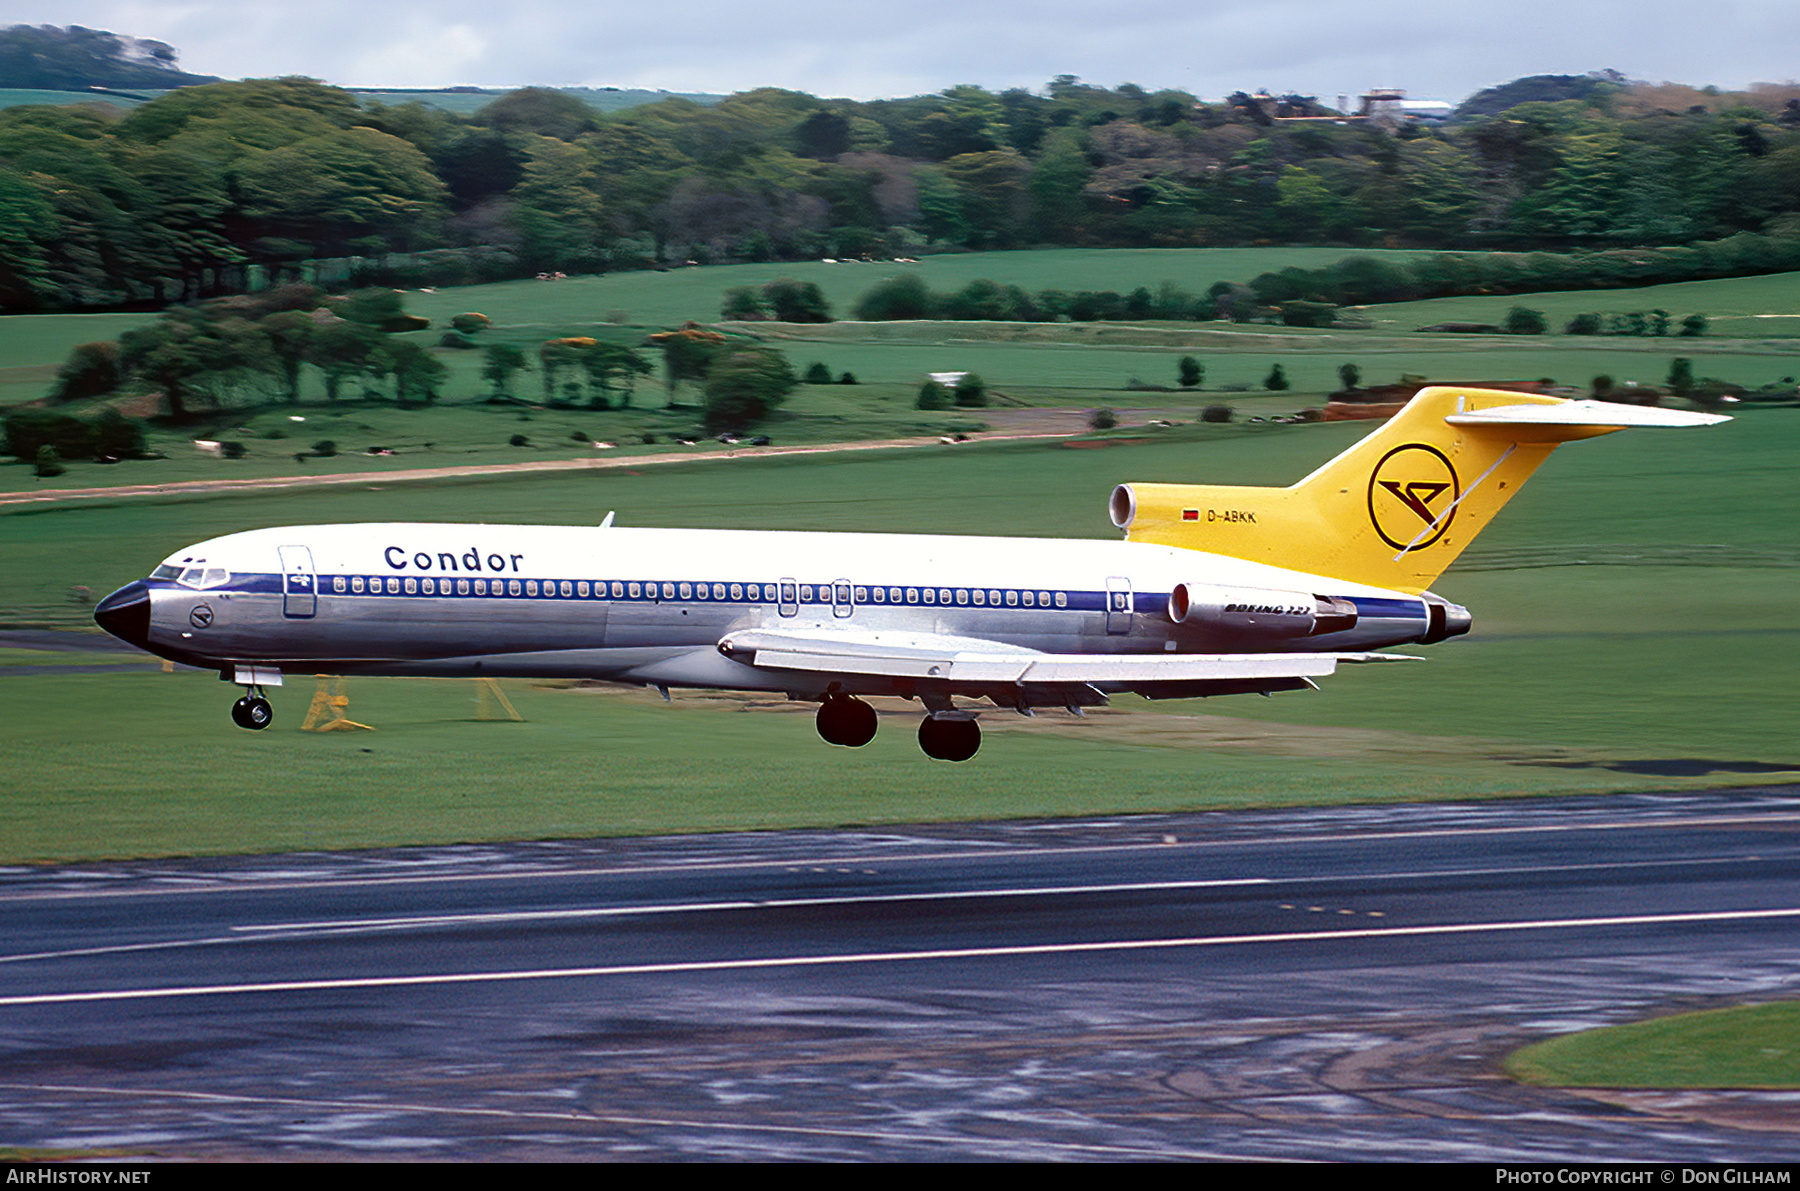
[6,26,1800,313]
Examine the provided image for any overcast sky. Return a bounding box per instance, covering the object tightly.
[15,0,1800,105]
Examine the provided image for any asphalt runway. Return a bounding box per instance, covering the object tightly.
[3,789,1799,1161]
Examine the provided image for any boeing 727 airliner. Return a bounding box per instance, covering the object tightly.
[94,388,1725,760]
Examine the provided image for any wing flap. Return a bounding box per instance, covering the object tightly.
[719,628,1415,687]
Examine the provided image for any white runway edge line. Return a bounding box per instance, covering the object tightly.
[5,905,1799,1008]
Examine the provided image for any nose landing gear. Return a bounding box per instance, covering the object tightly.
[231,688,274,730]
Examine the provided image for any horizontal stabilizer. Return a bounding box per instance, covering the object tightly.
[1445,399,1730,430]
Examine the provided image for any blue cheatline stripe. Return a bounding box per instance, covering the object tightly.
[180,572,1104,612]
[1349,596,1427,619]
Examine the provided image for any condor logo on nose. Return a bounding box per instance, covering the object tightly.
[1368,443,1460,552]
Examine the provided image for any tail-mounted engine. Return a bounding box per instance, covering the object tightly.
[1166,582,1359,639]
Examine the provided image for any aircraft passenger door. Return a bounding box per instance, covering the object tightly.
[832,579,853,619]
[279,545,317,619]
[1105,575,1133,635]
[778,578,799,618]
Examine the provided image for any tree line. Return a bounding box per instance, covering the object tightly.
[7,62,1800,312]
[726,240,1753,329]
[24,283,798,446]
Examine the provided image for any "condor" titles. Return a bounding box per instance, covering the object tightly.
[384,546,525,573]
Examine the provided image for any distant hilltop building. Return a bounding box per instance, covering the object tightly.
[1356,89,1454,130]
[1228,88,1454,132]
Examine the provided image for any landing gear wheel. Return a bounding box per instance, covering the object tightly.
[917,714,979,762]
[816,695,878,747]
[231,694,273,731]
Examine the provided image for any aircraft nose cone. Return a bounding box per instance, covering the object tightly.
[94,580,151,649]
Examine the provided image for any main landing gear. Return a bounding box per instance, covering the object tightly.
[231,687,274,731]
[917,714,980,763]
[814,693,981,761]
[815,693,878,748]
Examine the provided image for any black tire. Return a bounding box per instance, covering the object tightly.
[816,696,878,747]
[838,698,877,747]
[918,715,979,762]
[231,695,273,731]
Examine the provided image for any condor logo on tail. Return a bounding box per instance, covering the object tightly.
[1368,444,1460,552]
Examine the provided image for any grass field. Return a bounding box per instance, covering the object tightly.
[1505,1002,1800,1088]
[6,248,1799,421]
[1,404,1794,862]
[0,88,158,109]
[401,248,1430,330]
[1354,269,1800,341]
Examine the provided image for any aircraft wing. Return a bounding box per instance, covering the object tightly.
[717,627,1415,688]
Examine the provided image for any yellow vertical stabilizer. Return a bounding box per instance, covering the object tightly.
[1110,387,1727,592]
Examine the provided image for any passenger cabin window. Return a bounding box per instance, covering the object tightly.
[352,576,365,593]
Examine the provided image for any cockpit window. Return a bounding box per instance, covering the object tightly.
[164,566,231,590]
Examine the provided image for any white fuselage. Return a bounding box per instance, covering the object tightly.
[123,522,1444,701]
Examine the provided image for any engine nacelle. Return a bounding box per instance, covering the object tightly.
[1418,593,1473,644]
[1166,582,1359,639]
